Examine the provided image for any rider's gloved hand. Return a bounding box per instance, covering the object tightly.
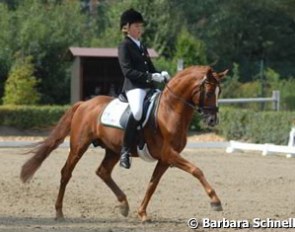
[161,71,171,81]
[151,73,165,83]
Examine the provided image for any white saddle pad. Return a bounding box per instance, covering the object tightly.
[100,99,128,129]
[100,91,159,129]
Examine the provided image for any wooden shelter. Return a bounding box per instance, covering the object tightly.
[69,47,158,103]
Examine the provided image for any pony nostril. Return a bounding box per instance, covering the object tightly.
[207,116,217,126]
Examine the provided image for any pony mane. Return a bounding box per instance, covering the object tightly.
[170,66,212,84]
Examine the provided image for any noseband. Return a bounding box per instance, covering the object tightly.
[165,77,219,114]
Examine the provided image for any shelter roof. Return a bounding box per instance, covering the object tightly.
[69,47,158,58]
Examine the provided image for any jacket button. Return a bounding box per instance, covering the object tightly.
[146,71,149,73]
[144,61,147,64]
[142,53,144,56]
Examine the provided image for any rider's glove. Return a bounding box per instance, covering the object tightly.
[151,73,165,83]
[161,71,171,81]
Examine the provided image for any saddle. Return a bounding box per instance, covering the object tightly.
[97,89,160,162]
[100,89,160,130]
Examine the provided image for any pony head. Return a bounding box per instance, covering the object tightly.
[192,67,228,127]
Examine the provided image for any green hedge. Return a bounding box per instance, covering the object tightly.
[0,105,69,129]
[216,108,295,144]
[1,105,294,145]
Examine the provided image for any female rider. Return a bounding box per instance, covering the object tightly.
[118,8,169,169]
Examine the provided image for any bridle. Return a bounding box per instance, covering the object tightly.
[164,76,220,115]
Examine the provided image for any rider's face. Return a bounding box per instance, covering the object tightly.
[127,22,143,40]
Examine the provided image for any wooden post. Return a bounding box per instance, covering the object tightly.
[71,57,81,104]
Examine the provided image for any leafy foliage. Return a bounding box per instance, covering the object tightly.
[90,0,182,57]
[185,0,295,80]
[0,0,94,104]
[217,108,295,144]
[221,64,295,111]
[220,63,241,98]
[0,3,14,104]
[1,103,293,145]
[3,55,40,105]
[0,104,69,129]
[173,28,207,68]
[0,0,295,105]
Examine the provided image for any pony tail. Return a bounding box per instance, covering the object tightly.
[20,102,82,183]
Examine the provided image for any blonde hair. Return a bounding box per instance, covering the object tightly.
[121,23,129,35]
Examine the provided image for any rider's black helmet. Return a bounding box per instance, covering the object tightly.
[120,8,144,29]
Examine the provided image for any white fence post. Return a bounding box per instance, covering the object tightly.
[272,90,280,111]
[226,127,295,158]
[177,59,183,72]
[287,127,295,158]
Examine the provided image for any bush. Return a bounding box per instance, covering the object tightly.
[216,108,295,144]
[221,66,295,111]
[0,105,69,129]
[190,113,202,131]
[265,68,295,111]
[1,105,294,145]
[3,55,40,105]
[0,0,92,104]
[173,28,207,67]
[216,108,252,139]
[153,57,176,78]
[221,63,242,98]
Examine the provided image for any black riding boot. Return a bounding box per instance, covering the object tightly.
[120,114,139,169]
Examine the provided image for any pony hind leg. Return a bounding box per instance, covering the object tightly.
[96,149,129,217]
[55,141,91,220]
[169,153,222,211]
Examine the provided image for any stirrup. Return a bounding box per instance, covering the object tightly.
[120,152,132,169]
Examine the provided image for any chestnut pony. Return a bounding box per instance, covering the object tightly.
[20,65,228,222]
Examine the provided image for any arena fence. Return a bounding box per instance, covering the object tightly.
[226,127,295,158]
[218,90,280,111]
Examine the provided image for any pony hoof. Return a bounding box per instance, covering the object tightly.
[116,200,129,217]
[138,211,151,223]
[55,211,65,221]
[211,202,223,211]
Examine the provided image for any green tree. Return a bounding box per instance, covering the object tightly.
[265,68,295,110]
[0,3,14,103]
[174,28,207,68]
[221,63,242,98]
[1,0,295,105]
[13,0,93,104]
[0,0,21,10]
[92,0,182,57]
[3,55,40,105]
[184,0,295,81]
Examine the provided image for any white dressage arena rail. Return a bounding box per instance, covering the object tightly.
[226,127,295,158]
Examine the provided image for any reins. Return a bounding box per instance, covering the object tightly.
[165,83,199,111]
[164,77,219,114]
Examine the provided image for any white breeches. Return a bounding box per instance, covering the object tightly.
[126,88,147,121]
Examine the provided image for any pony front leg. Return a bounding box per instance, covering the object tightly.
[138,161,169,222]
[169,153,222,211]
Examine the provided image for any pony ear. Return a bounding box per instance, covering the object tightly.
[217,69,229,79]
